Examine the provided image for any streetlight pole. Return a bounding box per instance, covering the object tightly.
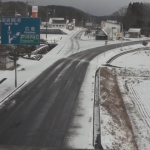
[112,28,113,40]
[46,14,47,42]
[26,0,34,17]
[119,22,124,50]
[46,10,50,43]
[12,45,17,87]
[0,0,2,36]
[14,48,17,87]
[112,27,116,40]
[26,0,28,17]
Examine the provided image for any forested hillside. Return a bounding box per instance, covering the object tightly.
[111,2,150,36]
[0,1,99,26]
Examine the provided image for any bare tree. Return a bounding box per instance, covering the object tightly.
[111,6,127,23]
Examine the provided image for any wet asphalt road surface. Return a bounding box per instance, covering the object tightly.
[0,40,146,148]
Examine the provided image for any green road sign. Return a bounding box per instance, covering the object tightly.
[1,17,40,45]
[20,34,39,44]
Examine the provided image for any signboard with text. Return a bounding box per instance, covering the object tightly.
[1,17,40,45]
[85,22,93,27]
[32,6,38,17]
[116,33,122,38]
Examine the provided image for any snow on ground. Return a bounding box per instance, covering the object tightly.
[67,42,150,149]
[111,49,150,68]
[100,67,137,150]
[78,31,126,52]
[89,42,150,149]
[105,47,150,149]
[64,56,99,149]
[0,28,149,104]
[124,37,149,41]
[0,27,150,148]
[0,28,80,103]
[117,69,150,150]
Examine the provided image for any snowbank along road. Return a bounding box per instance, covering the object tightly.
[0,37,149,149]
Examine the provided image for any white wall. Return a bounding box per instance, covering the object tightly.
[101,21,121,40]
[52,24,66,29]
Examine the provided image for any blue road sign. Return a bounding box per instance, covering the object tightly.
[1,17,40,45]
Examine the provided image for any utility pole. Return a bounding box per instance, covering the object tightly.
[112,27,113,40]
[12,45,17,87]
[46,9,50,43]
[54,9,55,17]
[14,47,17,87]
[26,0,28,17]
[0,0,2,36]
[46,12,48,42]
[26,0,34,17]
[119,22,124,50]
[112,27,116,40]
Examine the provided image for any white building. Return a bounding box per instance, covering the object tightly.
[49,18,67,29]
[41,18,67,29]
[101,21,121,40]
[128,28,141,38]
[41,22,51,28]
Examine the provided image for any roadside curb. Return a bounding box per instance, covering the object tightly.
[0,81,26,104]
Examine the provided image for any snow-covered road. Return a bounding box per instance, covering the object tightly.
[0,28,150,149]
[0,28,126,103]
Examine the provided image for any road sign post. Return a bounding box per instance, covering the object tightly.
[1,17,40,87]
[14,48,17,87]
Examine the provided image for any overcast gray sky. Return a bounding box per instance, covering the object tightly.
[9,0,150,16]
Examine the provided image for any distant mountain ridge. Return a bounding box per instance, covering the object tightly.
[0,1,90,26]
[0,1,111,26]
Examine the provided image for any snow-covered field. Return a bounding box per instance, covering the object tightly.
[111,49,150,68]
[117,69,150,150]
[105,48,150,149]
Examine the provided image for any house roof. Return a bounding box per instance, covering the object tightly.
[51,18,64,21]
[52,20,66,24]
[101,21,120,26]
[128,28,141,33]
[97,29,108,36]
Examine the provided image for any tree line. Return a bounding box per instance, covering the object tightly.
[111,2,150,36]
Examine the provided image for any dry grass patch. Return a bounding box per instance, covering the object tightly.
[100,67,137,150]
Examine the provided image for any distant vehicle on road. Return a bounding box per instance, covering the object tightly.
[66,23,74,30]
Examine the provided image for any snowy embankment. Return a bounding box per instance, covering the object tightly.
[88,42,150,149]
[103,47,150,149]
[100,67,137,150]
[65,41,150,149]
[72,39,150,149]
